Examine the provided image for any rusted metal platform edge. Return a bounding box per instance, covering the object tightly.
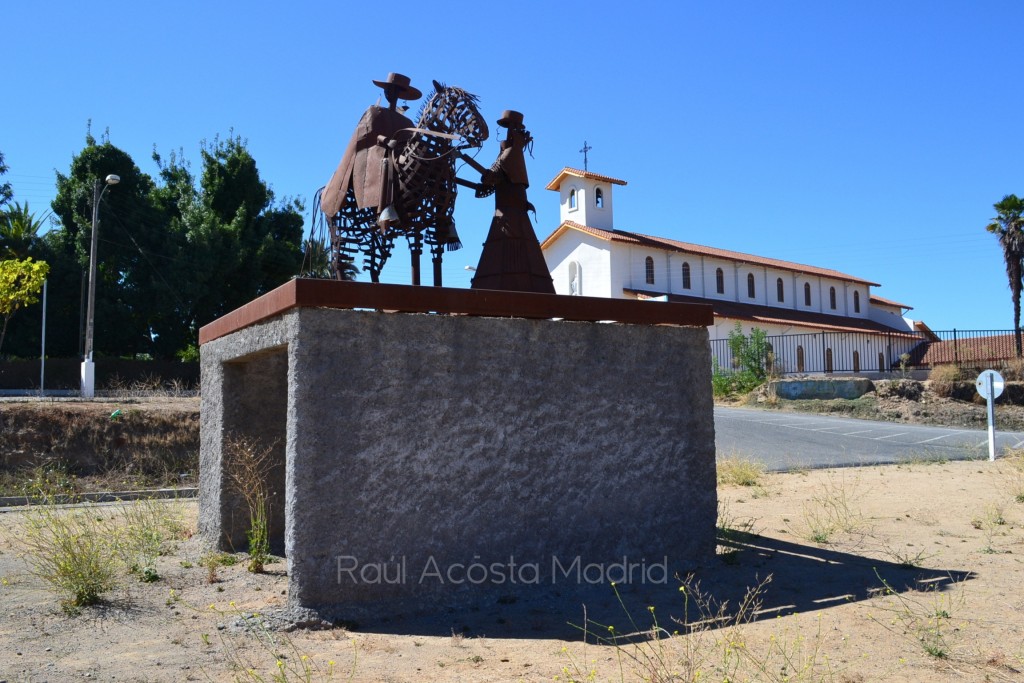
[199,279,714,345]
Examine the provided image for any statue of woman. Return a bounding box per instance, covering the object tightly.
[459,111,555,294]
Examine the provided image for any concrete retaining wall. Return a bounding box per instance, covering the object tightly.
[200,308,716,617]
[770,378,876,400]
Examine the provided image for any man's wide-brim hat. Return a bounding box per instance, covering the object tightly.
[497,110,525,129]
[372,72,422,101]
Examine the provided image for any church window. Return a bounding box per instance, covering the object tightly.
[595,188,604,208]
[645,256,655,285]
[776,278,784,302]
[716,268,725,294]
[854,290,861,313]
[804,282,811,306]
[829,287,837,310]
[569,189,577,210]
[747,273,755,299]
[681,262,691,289]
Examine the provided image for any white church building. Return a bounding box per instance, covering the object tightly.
[539,167,927,375]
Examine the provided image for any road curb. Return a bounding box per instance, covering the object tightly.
[0,487,197,508]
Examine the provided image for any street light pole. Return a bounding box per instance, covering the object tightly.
[81,173,120,398]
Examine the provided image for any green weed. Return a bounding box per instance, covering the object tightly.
[225,434,277,573]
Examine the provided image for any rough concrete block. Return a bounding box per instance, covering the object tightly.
[201,308,716,617]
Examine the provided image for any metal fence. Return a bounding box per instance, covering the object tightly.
[709,329,1021,376]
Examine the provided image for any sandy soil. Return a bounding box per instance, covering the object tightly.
[2,458,1024,682]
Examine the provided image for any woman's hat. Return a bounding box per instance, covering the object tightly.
[372,73,422,101]
[497,110,525,129]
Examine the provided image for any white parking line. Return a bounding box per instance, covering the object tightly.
[873,432,910,440]
[842,430,877,436]
[913,433,960,444]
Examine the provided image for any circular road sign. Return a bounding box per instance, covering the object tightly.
[976,369,1005,399]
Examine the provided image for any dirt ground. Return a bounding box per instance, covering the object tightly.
[2,458,1024,682]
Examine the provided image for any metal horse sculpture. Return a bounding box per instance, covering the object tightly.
[319,81,488,285]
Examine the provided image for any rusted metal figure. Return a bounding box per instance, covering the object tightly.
[319,75,488,285]
[458,111,555,294]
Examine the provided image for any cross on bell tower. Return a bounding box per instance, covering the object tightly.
[579,141,593,171]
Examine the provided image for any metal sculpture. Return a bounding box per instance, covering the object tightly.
[458,110,555,294]
[318,76,489,285]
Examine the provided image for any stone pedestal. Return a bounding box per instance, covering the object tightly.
[199,281,716,617]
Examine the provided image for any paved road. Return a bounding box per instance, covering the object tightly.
[715,406,1024,471]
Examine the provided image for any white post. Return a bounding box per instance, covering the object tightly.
[987,373,996,462]
[39,279,47,395]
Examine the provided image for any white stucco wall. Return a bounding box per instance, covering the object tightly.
[542,230,922,376]
[545,232,614,298]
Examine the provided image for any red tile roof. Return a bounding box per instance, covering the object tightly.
[624,288,918,336]
[870,294,912,310]
[908,333,1019,366]
[543,221,881,286]
[545,168,628,191]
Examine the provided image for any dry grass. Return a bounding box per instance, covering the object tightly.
[928,364,964,398]
[224,434,277,573]
[0,404,198,496]
[717,456,767,488]
[11,498,192,613]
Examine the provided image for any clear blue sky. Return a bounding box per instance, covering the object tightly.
[4,1,1023,332]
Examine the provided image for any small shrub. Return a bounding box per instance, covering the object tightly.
[116,498,190,582]
[870,571,965,660]
[224,434,277,573]
[15,499,192,612]
[199,551,239,584]
[20,506,121,613]
[1000,356,1024,381]
[929,364,963,398]
[793,473,864,544]
[717,456,766,487]
[712,364,764,398]
[1001,448,1024,503]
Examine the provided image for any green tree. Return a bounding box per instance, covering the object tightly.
[727,323,771,380]
[39,129,306,361]
[0,258,49,354]
[1,202,48,259]
[182,133,304,334]
[52,131,172,358]
[986,194,1024,357]
[0,150,12,210]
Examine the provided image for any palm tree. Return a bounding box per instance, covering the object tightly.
[0,201,48,260]
[987,194,1024,357]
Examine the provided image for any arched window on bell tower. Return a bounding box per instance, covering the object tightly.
[595,187,604,208]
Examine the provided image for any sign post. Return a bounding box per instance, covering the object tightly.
[976,369,1005,461]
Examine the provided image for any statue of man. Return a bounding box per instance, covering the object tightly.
[321,73,422,220]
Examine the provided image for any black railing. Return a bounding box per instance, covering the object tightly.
[709,329,1021,376]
